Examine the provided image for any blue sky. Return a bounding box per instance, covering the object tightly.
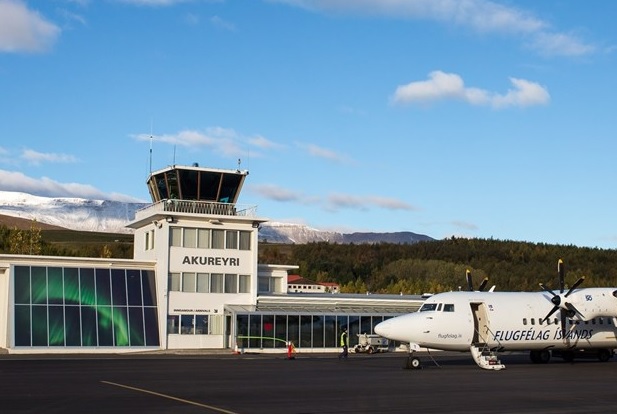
[1,0,616,249]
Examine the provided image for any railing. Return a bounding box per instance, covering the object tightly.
[135,199,258,220]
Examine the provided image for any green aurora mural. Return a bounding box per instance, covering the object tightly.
[14,266,159,348]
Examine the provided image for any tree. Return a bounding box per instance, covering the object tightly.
[8,221,42,255]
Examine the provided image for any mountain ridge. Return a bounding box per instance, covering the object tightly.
[0,191,433,244]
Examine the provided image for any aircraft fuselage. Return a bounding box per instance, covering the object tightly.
[374,289,617,352]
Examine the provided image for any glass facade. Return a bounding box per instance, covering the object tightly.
[235,313,393,350]
[147,167,245,203]
[13,265,160,348]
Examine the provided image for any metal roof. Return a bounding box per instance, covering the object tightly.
[225,293,424,315]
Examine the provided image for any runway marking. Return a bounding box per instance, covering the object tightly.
[101,380,239,414]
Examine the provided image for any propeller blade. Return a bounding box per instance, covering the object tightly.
[560,310,567,339]
[565,302,582,319]
[564,276,585,298]
[558,259,565,293]
[542,305,560,324]
[466,270,473,292]
[478,277,489,292]
[539,283,558,297]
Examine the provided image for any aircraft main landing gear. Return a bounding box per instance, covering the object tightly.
[529,350,551,364]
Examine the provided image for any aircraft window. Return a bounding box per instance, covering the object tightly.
[599,318,604,325]
[419,303,438,312]
[554,318,558,325]
[437,304,442,311]
[592,319,596,325]
[538,318,543,326]
[523,318,527,326]
[531,318,535,325]
[443,304,455,312]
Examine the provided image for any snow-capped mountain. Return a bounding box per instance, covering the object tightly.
[0,191,146,234]
[0,191,433,244]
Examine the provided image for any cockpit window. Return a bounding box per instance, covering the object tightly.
[436,303,442,311]
[443,304,455,312]
[419,303,438,312]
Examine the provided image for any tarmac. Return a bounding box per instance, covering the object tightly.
[1,350,615,413]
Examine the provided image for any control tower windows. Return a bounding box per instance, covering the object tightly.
[226,230,238,249]
[210,273,224,293]
[169,272,249,294]
[211,229,225,249]
[239,275,250,293]
[198,229,210,248]
[182,272,196,292]
[183,228,197,248]
[225,274,237,293]
[169,227,251,251]
[197,273,209,293]
[169,273,181,291]
[147,166,247,203]
[239,231,251,250]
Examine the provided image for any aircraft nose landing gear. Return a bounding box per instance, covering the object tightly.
[404,355,422,370]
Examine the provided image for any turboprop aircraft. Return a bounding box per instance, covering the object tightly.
[374,260,617,370]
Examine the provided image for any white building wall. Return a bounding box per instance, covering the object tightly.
[0,265,8,349]
[132,212,263,349]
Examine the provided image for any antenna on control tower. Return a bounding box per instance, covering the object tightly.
[149,119,154,173]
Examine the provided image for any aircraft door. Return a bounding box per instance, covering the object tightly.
[470,303,491,345]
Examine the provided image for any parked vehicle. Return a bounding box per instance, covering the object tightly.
[353,333,389,354]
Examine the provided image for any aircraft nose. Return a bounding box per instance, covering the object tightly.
[375,315,411,343]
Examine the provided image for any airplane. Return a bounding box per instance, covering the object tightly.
[374,259,617,370]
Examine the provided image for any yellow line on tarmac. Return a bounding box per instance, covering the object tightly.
[101,381,239,414]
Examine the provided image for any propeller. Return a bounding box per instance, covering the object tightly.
[466,269,489,292]
[539,259,585,338]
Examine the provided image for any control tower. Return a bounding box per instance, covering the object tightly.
[146,163,247,204]
[127,163,274,350]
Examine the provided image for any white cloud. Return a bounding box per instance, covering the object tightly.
[0,0,61,53]
[248,135,284,150]
[21,149,79,165]
[491,77,550,109]
[267,0,595,57]
[529,31,596,57]
[296,142,351,163]
[251,184,304,202]
[392,71,549,109]
[451,220,479,231]
[0,169,142,202]
[210,15,236,31]
[251,182,416,213]
[133,127,283,159]
[115,0,195,5]
[327,193,417,212]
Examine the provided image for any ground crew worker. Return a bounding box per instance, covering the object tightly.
[339,327,348,359]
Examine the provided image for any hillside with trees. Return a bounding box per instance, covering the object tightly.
[2,218,617,295]
[259,239,617,294]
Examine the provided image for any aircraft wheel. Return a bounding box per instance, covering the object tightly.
[538,350,551,363]
[405,356,421,369]
[367,346,374,354]
[598,349,612,362]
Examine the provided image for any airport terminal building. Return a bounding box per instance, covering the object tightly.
[0,165,422,354]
